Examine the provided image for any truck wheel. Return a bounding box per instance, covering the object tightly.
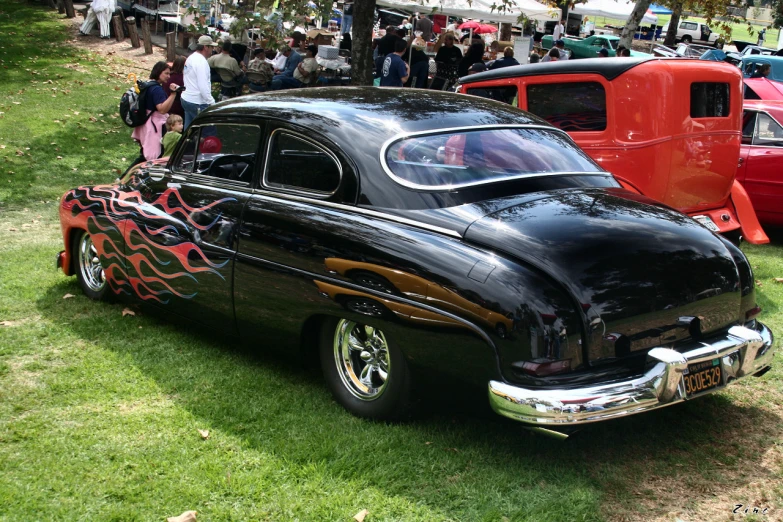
[682,35,692,43]
[320,317,414,420]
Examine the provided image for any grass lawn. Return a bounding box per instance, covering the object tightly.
[1,2,783,521]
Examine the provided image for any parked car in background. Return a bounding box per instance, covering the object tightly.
[457,58,769,243]
[660,19,722,46]
[56,89,775,438]
[738,100,783,226]
[542,34,649,58]
[741,56,783,83]
[729,44,783,59]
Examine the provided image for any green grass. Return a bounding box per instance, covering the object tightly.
[1,2,783,521]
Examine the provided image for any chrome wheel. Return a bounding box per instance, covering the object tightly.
[77,232,106,293]
[334,320,390,400]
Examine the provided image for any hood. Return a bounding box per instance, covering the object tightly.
[464,188,744,362]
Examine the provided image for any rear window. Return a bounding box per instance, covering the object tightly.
[383,127,601,190]
[690,82,730,118]
[526,82,607,131]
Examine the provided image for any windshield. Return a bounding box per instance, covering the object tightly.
[383,127,602,190]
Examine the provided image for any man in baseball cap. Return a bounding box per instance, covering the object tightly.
[597,47,609,57]
[554,39,569,60]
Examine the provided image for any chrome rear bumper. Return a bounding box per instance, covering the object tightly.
[489,323,775,427]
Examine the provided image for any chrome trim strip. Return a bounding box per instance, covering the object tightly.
[261,128,343,198]
[378,124,606,192]
[488,323,775,426]
[248,188,463,238]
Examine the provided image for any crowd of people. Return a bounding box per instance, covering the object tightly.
[126,14,636,166]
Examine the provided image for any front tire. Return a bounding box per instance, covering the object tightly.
[681,35,692,43]
[73,229,108,300]
[320,317,414,420]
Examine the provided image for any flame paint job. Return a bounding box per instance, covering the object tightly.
[60,181,234,304]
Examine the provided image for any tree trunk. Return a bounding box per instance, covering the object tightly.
[619,0,652,49]
[141,19,153,54]
[57,0,65,14]
[351,0,376,86]
[663,1,682,47]
[63,0,75,18]
[557,1,569,20]
[500,23,512,42]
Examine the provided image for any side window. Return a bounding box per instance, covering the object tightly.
[171,127,199,173]
[264,131,342,195]
[682,22,697,31]
[754,113,783,143]
[592,38,606,47]
[465,86,518,106]
[742,111,757,145]
[191,124,261,183]
[690,82,730,118]
[526,82,607,131]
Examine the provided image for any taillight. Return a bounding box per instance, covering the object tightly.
[745,305,762,321]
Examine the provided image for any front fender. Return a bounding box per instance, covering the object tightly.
[730,180,769,244]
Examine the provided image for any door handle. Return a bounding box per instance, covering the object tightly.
[738,157,744,166]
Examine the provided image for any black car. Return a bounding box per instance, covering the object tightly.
[57,88,775,437]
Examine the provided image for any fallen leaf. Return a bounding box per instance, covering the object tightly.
[446,448,459,453]
[89,116,97,122]
[73,111,79,115]
[15,150,23,156]
[774,278,783,283]
[166,511,197,522]
[63,293,75,299]
[80,137,88,141]
[8,227,17,231]
[353,509,369,522]
[0,144,5,149]
[425,441,432,445]
[756,280,763,287]
[12,101,20,105]
[122,308,135,317]
[0,320,16,326]
[56,156,62,160]
[198,429,209,439]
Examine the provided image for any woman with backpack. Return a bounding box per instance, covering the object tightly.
[129,61,180,169]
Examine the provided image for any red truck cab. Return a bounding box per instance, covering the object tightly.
[457,58,769,243]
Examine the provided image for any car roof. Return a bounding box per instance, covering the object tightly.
[744,99,783,118]
[201,87,545,141]
[460,57,654,83]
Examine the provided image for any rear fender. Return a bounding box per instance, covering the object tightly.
[730,180,769,244]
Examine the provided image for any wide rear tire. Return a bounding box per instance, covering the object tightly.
[73,229,108,301]
[320,317,414,420]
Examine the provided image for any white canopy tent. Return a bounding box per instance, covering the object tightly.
[375,0,560,23]
[571,0,658,25]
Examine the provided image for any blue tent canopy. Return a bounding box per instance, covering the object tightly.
[649,4,672,14]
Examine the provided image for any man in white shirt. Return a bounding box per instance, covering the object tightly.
[553,18,565,41]
[182,35,218,130]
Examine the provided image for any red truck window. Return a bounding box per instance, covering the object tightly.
[526,82,607,132]
[690,83,730,118]
[465,86,518,106]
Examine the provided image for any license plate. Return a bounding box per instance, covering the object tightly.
[693,215,720,232]
[683,358,723,396]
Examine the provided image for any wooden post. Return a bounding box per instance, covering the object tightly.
[166,31,176,61]
[112,14,124,41]
[63,0,75,18]
[127,17,141,48]
[141,19,153,54]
